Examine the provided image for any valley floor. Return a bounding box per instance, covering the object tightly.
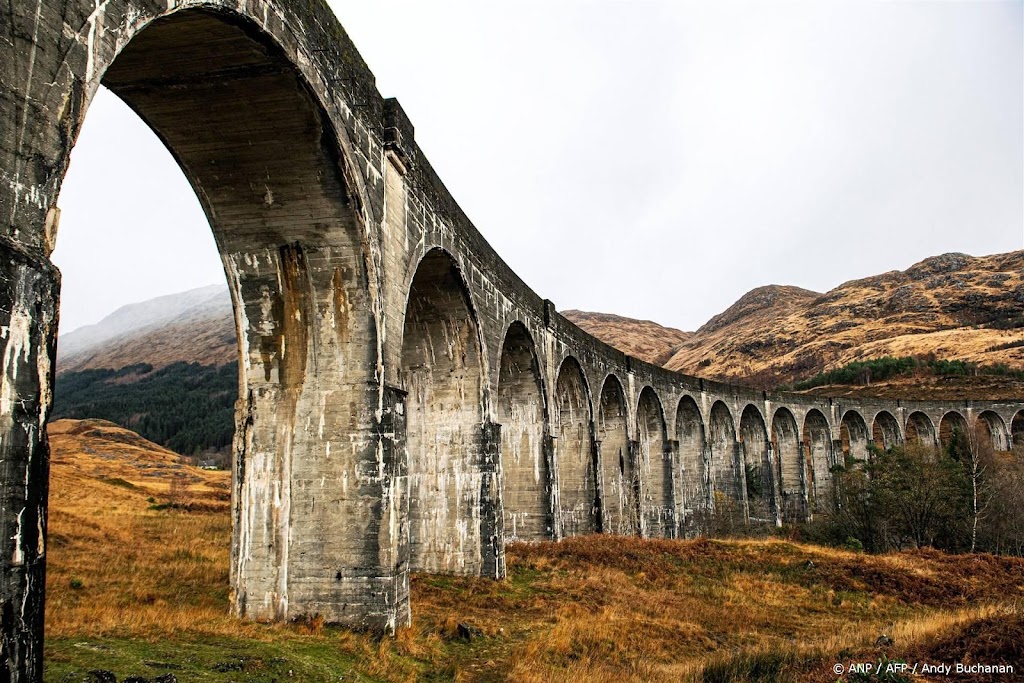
[45,420,1024,682]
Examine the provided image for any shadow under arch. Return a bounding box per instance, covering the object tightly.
[496,321,551,541]
[596,374,635,535]
[771,407,806,523]
[400,247,492,574]
[906,411,936,447]
[676,395,707,534]
[976,410,1010,452]
[553,355,597,536]
[872,410,903,451]
[739,405,773,525]
[939,411,970,451]
[636,386,670,537]
[708,401,740,514]
[802,409,833,515]
[840,410,870,463]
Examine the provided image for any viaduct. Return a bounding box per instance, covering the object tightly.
[2,1,1023,679]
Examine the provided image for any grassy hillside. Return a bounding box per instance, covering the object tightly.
[46,420,1024,682]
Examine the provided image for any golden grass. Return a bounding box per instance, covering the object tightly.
[46,420,1024,681]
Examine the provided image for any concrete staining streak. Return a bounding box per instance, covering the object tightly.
[0,297,34,570]
[0,305,33,419]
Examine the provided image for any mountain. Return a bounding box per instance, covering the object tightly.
[565,251,1024,396]
[54,284,238,457]
[58,284,235,373]
[561,310,691,366]
[663,251,1024,387]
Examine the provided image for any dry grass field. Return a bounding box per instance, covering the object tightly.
[46,419,1024,682]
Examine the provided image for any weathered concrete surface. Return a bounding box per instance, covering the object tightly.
[2,2,1024,681]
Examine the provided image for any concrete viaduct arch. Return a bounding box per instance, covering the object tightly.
[2,2,1024,679]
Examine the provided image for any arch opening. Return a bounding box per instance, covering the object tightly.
[636,388,670,537]
[939,411,970,452]
[906,412,937,447]
[1012,411,1024,452]
[803,410,833,515]
[554,357,597,537]
[975,411,1010,453]
[771,408,806,523]
[708,402,741,517]
[740,405,773,524]
[497,323,551,541]
[597,375,635,535]
[872,411,902,451]
[676,396,707,535]
[401,249,487,573]
[840,410,870,464]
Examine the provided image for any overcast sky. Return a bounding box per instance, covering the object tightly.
[53,0,1024,334]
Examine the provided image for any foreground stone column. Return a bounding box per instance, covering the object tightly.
[480,421,505,579]
[0,238,59,681]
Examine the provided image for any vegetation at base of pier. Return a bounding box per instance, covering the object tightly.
[45,419,1024,682]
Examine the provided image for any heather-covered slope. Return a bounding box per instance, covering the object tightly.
[569,252,1024,395]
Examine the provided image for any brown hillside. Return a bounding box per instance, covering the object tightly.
[662,251,1024,389]
[562,310,691,365]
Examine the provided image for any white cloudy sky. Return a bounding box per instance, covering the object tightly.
[53,0,1023,334]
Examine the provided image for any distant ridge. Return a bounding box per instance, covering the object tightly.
[58,284,235,373]
[566,251,1024,397]
[560,311,691,366]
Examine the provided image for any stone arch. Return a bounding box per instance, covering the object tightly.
[553,356,597,537]
[1013,410,1024,451]
[938,411,971,460]
[840,410,870,463]
[872,411,903,450]
[739,405,773,524]
[597,374,636,535]
[42,7,386,634]
[905,411,937,447]
[675,395,707,533]
[497,322,551,541]
[802,409,833,514]
[939,411,970,450]
[975,410,1010,452]
[636,387,671,537]
[401,248,488,574]
[708,401,741,509]
[771,408,805,523]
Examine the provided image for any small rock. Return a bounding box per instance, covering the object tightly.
[456,622,483,642]
[87,672,117,683]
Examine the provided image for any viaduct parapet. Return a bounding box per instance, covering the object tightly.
[2,2,1023,679]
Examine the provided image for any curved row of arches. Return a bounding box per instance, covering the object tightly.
[397,249,1024,556]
